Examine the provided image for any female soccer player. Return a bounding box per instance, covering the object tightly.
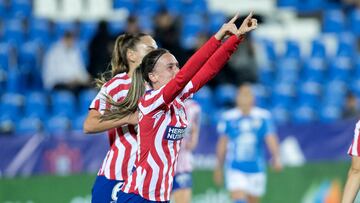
[83,33,158,203]
[342,121,360,203]
[172,99,201,203]
[102,12,258,203]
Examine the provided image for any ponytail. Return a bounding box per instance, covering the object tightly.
[101,67,145,121]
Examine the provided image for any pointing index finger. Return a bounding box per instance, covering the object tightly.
[228,12,239,24]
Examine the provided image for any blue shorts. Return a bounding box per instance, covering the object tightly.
[91,175,124,203]
[116,190,169,203]
[172,172,192,192]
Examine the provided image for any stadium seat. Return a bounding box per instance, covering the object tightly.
[19,41,40,68]
[275,58,299,83]
[322,80,346,106]
[257,65,274,86]
[138,14,154,33]
[0,43,10,70]
[262,39,277,62]
[322,10,346,33]
[336,33,356,57]
[292,105,317,124]
[51,91,76,118]
[113,0,135,12]
[164,0,183,17]
[72,114,86,131]
[302,58,326,82]
[0,93,24,121]
[297,81,321,107]
[271,83,295,109]
[55,21,76,40]
[79,88,97,114]
[284,40,301,59]
[277,0,298,7]
[328,57,351,81]
[193,85,215,118]
[349,9,360,36]
[12,0,32,18]
[137,0,160,17]
[6,69,24,93]
[79,21,98,42]
[319,105,341,123]
[214,84,237,107]
[209,12,226,34]
[45,115,71,135]
[252,84,269,108]
[16,117,43,135]
[0,114,15,134]
[4,19,26,47]
[296,0,323,13]
[29,18,51,45]
[24,91,48,119]
[310,39,326,58]
[183,0,208,15]
[107,20,126,36]
[271,106,290,124]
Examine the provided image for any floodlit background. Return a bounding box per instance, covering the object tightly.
[0,0,359,202]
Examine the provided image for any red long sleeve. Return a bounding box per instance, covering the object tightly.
[162,36,221,104]
[187,35,243,95]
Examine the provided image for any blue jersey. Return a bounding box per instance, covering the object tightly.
[217,107,276,173]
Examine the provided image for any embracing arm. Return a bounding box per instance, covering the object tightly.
[83,109,138,134]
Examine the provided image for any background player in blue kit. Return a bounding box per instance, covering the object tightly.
[214,83,282,203]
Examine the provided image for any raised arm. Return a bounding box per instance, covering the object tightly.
[160,14,242,104]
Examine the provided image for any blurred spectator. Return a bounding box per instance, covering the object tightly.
[88,21,113,78]
[42,31,90,94]
[154,9,185,64]
[343,92,359,118]
[125,15,140,34]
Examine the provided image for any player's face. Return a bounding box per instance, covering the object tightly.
[133,36,158,67]
[236,85,254,109]
[150,53,180,88]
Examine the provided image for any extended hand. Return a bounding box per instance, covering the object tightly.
[237,11,258,36]
[214,13,240,40]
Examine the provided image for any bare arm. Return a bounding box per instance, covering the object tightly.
[213,135,228,186]
[265,134,282,171]
[83,109,138,134]
[342,156,360,203]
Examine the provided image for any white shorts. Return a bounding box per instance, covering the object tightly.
[225,169,266,197]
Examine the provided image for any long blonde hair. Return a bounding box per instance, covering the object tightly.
[95,33,149,88]
[101,49,169,121]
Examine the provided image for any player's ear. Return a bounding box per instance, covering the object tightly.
[148,72,157,84]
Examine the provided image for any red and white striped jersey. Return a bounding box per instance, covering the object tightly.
[121,35,242,201]
[348,120,360,156]
[122,82,193,201]
[176,99,201,173]
[89,73,138,181]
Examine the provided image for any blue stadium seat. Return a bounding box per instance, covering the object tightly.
[328,57,351,81]
[24,91,48,119]
[349,9,360,36]
[137,0,160,17]
[297,81,321,107]
[252,84,269,108]
[79,21,98,42]
[310,39,326,58]
[275,58,299,83]
[51,91,76,118]
[323,80,346,106]
[79,88,97,114]
[181,14,206,49]
[277,0,298,7]
[138,14,154,33]
[271,83,295,108]
[214,84,237,107]
[284,40,301,59]
[72,114,86,131]
[323,10,346,33]
[319,105,341,123]
[4,19,25,47]
[0,114,15,134]
[6,69,24,93]
[29,18,51,45]
[113,0,135,13]
[0,43,10,70]
[107,20,126,36]
[193,86,215,120]
[0,93,24,121]
[271,106,290,124]
[292,105,317,124]
[19,41,40,68]
[263,39,277,61]
[183,0,208,15]
[164,0,183,17]
[257,65,274,86]
[296,0,323,13]
[16,117,42,135]
[208,12,226,34]
[302,58,326,82]
[55,21,76,40]
[11,0,32,17]
[336,33,356,57]
[45,115,70,135]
